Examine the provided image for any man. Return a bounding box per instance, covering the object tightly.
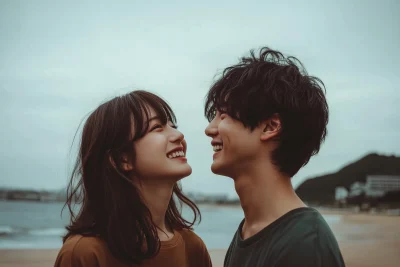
[204,47,345,267]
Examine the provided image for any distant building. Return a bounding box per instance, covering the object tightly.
[7,190,40,201]
[185,192,230,204]
[0,190,7,200]
[335,187,348,201]
[348,182,365,197]
[40,192,58,202]
[365,175,400,197]
[208,194,229,203]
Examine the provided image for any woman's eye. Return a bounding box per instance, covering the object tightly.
[150,124,163,131]
[167,120,178,129]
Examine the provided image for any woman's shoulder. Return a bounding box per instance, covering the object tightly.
[65,234,107,252]
[177,228,207,248]
[177,229,212,266]
[55,235,108,266]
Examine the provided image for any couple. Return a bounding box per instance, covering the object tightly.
[55,47,345,267]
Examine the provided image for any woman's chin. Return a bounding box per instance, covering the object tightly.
[172,165,192,180]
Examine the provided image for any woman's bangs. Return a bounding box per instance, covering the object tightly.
[129,91,177,140]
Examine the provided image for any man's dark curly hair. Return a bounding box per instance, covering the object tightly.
[205,47,329,177]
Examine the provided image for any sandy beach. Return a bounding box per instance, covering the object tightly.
[1,211,399,267]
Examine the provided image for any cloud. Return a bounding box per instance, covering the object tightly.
[0,0,399,196]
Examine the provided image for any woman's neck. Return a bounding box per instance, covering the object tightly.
[135,178,176,241]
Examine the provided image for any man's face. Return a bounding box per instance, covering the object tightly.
[205,110,262,178]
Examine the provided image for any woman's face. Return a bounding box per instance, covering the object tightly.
[132,107,192,182]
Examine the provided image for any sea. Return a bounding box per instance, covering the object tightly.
[0,200,342,249]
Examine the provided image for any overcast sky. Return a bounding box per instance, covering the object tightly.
[1,0,399,197]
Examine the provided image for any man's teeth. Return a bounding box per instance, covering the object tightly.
[168,151,185,159]
[213,145,223,152]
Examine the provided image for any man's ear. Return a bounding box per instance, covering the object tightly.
[109,153,134,172]
[260,113,281,141]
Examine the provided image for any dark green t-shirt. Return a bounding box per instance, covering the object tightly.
[224,207,345,267]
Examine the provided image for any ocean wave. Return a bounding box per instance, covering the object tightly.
[29,228,66,236]
[0,225,16,236]
[0,225,65,237]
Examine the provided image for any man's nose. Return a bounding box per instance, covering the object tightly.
[205,119,218,137]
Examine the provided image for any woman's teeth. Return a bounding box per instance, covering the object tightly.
[168,151,185,159]
[213,145,223,152]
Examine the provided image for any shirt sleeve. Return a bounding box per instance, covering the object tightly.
[223,241,233,267]
[54,237,100,267]
[274,228,345,267]
[194,236,212,267]
[181,229,212,267]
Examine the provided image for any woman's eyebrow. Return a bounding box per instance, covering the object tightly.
[147,116,160,123]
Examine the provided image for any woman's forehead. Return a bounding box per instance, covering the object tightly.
[143,105,157,117]
[142,104,172,124]
[143,105,164,120]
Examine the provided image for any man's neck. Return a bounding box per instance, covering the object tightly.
[135,178,176,241]
[233,161,306,240]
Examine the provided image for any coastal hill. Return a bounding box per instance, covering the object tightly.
[295,153,400,204]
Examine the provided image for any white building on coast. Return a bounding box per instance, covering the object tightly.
[365,175,400,197]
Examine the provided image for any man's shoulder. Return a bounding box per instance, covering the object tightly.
[278,207,327,230]
[271,208,338,243]
[286,208,338,238]
[224,209,344,267]
[271,208,345,266]
[245,208,338,254]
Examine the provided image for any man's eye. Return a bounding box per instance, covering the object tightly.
[209,110,217,121]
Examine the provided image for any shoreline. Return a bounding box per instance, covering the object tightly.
[0,249,227,267]
[1,211,399,267]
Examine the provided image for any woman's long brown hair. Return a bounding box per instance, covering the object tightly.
[62,90,201,264]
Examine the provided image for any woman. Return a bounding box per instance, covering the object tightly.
[55,90,212,266]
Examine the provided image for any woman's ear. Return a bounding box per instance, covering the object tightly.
[120,153,134,171]
[109,153,133,171]
[260,113,281,141]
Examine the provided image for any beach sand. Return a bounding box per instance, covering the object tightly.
[1,211,399,267]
